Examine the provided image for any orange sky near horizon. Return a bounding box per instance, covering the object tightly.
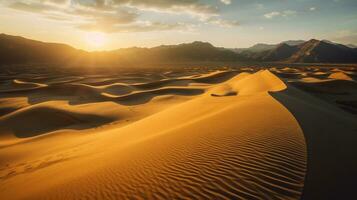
[0,0,356,51]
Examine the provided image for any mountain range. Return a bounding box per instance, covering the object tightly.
[0,33,356,66]
[232,40,306,53]
[247,39,357,63]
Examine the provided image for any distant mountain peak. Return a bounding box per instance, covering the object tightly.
[306,39,320,44]
[276,43,292,48]
[187,41,215,48]
[261,43,298,61]
[239,38,357,63]
[281,40,306,46]
[191,41,212,45]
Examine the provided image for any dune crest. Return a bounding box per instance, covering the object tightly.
[233,70,287,95]
[0,79,46,93]
[328,72,353,81]
[210,70,287,97]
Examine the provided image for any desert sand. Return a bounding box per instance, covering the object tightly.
[1,66,357,199]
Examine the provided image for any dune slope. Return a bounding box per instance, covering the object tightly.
[0,70,307,199]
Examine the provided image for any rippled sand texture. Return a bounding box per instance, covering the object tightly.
[1,66,357,199]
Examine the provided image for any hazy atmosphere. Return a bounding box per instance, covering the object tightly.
[1,0,357,50]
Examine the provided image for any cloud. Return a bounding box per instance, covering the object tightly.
[111,0,219,18]
[78,21,192,33]
[9,1,53,12]
[1,0,238,32]
[264,10,297,19]
[264,11,280,19]
[309,7,316,11]
[205,18,239,27]
[220,0,231,5]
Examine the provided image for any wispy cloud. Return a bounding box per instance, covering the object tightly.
[264,11,280,19]
[1,0,239,33]
[220,0,231,5]
[205,18,239,27]
[78,21,192,33]
[264,10,297,19]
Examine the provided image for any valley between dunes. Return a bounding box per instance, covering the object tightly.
[1,66,357,199]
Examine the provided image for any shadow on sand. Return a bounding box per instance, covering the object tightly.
[271,86,357,200]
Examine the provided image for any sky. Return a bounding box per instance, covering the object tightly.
[0,0,356,51]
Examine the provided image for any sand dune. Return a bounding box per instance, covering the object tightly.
[328,72,353,81]
[0,105,115,140]
[293,79,357,94]
[111,87,205,105]
[0,97,29,117]
[1,66,357,199]
[100,84,134,95]
[0,79,46,93]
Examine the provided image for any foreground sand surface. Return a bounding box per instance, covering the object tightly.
[1,66,357,199]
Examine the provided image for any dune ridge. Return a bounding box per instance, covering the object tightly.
[0,79,46,93]
[328,72,353,81]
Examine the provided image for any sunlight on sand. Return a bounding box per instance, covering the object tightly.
[0,66,357,199]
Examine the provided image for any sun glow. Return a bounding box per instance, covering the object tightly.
[85,32,107,49]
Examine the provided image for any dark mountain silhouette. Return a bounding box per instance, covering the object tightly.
[0,33,86,64]
[283,40,306,46]
[242,39,357,63]
[0,33,356,65]
[287,39,357,63]
[260,43,299,61]
[114,41,244,63]
[0,34,243,66]
[152,42,240,61]
[239,43,276,53]
[233,40,305,54]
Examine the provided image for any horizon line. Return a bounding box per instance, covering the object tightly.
[1,32,355,53]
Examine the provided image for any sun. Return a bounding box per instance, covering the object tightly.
[85,32,107,48]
